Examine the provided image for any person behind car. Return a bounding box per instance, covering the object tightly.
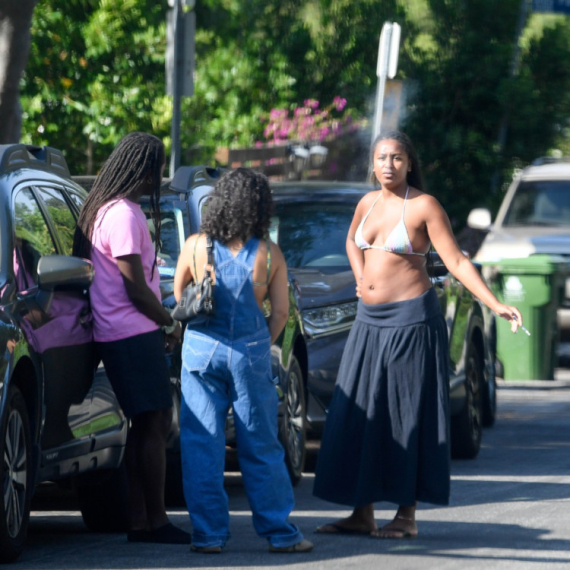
[72,132,189,544]
[313,130,523,539]
[173,167,313,554]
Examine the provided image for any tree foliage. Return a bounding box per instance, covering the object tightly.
[18,0,570,227]
[22,0,169,173]
[402,0,570,223]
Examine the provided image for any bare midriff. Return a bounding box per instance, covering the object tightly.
[359,249,432,305]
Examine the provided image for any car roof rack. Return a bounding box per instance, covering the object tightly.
[169,166,222,193]
[531,156,570,166]
[0,144,70,177]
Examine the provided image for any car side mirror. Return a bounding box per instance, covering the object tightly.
[467,208,492,230]
[427,251,448,278]
[37,255,94,292]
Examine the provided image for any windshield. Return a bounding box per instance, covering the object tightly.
[271,201,355,269]
[503,180,570,227]
[143,197,358,278]
[145,204,186,278]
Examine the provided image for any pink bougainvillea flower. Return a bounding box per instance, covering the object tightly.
[260,96,359,145]
[333,96,347,111]
[319,127,330,141]
[304,99,319,110]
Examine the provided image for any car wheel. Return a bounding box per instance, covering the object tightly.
[482,360,497,428]
[0,386,32,564]
[451,343,483,459]
[279,356,306,486]
[77,463,129,533]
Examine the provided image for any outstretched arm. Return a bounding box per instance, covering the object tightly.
[424,195,523,332]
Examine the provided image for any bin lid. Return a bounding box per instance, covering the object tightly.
[480,254,567,275]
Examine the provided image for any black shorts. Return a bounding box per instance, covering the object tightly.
[96,329,173,418]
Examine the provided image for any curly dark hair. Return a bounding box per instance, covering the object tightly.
[200,168,273,243]
[73,132,165,262]
[369,130,425,191]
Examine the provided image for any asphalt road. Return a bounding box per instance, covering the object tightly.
[20,370,570,570]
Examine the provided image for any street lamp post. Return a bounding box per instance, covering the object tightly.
[166,0,195,178]
[371,22,401,145]
[368,22,401,182]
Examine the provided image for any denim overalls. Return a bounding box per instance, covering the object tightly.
[179,237,303,549]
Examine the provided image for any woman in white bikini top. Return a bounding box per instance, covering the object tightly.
[354,187,428,256]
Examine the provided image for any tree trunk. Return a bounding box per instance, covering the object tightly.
[0,0,38,143]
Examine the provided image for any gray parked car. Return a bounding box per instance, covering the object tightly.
[468,157,570,339]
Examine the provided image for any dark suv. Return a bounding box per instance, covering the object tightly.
[0,145,128,563]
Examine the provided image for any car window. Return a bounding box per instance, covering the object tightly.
[504,180,570,227]
[35,186,77,255]
[13,188,57,287]
[145,205,186,278]
[272,202,355,269]
[64,187,85,215]
[200,196,211,219]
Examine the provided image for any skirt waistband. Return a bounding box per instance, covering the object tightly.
[356,287,442,327]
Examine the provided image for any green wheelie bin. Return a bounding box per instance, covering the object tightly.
[482,255,566,380]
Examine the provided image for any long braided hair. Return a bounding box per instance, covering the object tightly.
[73,132,165,270]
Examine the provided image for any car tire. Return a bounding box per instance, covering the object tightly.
[451,343,483,460]
[482,360,497,428]
[279,356,306,486]
[77,463,130,533]
[0,386,32,564]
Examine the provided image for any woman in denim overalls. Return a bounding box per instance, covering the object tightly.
[173,168,312,554]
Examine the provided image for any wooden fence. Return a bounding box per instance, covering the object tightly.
[227,132,369,182]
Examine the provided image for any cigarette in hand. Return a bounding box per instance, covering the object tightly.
[512,314,531,336]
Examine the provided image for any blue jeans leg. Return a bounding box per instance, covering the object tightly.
[180,338,231,548]
[231,339,303,548]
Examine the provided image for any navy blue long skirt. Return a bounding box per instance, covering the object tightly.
[313,287,450,507]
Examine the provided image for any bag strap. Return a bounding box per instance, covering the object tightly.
[205,235,214,276]
[193,234,215,282]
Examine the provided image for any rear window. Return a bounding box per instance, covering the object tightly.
[145,204,186,277]
[504,180,570,227]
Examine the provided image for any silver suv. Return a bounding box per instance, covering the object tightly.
[468,158,570,337]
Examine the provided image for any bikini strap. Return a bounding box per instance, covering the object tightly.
[401,186,410,218]
[363,193,382,222]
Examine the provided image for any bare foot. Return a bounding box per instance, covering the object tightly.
[370,515,418,539]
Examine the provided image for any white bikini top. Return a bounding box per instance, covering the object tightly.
[354,188,428,256]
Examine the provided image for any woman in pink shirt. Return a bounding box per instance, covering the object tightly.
[73,132,188,544]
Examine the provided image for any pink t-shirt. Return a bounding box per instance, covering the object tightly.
[89,199,161,342]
